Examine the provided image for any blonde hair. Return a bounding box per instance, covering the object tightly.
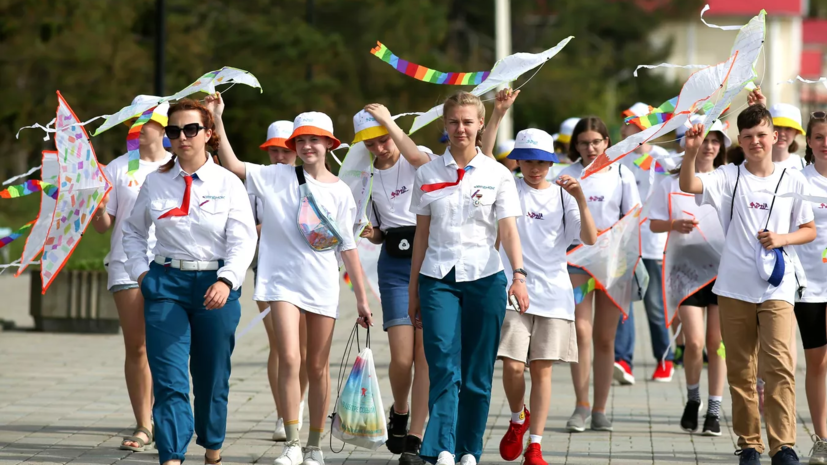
[443,91,486,146]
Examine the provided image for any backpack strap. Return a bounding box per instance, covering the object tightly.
[763,168,787,231]
[371,200,381,229]
[295,166,306,185]
[560,186,566,233]
[730,165,741,223]
[618,165,624,220]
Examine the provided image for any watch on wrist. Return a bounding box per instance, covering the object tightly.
[513,268,528,278]
[217,277,233,289]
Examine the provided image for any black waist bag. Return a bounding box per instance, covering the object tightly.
[384,226,416,258]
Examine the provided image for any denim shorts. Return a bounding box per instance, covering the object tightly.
[110,283,139,293]
[566,244,590,275]
[377,243,413,331]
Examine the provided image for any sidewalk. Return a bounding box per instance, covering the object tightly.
[0,271,819,464]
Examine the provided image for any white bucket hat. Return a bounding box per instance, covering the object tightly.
[507,129,559,163]
[286,112,341,150]
[769,103,805,135]
[555,117,580,144]
[260,120,294,150]
[680,115,732,148]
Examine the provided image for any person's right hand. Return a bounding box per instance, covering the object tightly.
[684,123,705,152]
[138,271,148,287]
[408,292,422,329]
[672,218,698,234]
[360,223,374,238]
[204,92,225,118]
[747,86,767,107]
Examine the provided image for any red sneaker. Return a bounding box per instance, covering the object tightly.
[499,407,530,461]
[613,360,635,385]
[523,443,547,465]
[652,361,674,382]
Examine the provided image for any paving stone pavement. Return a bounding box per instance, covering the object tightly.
[0,271,820,464]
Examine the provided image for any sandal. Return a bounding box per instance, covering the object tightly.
[120,426,153,452]
[205,454,222,465]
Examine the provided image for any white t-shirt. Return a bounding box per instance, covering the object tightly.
[697,163,814,304]
[368,154,434,232]
[245,163,357,317]
[774,154,806,171]
[559,161,640,244]
[103,152,170,289]
[795,164,827,302]
[500,179,581,320]
[620,146,670,260]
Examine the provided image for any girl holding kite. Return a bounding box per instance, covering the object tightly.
[122,99,257,465]
[559,117,640,433]
[92,96,171,453]
[649,116,729,437]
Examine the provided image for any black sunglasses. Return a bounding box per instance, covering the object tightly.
[165,123,206,140]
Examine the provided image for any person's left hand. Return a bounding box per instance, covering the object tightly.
[204,92,225,118]
[360,223,374,238]
[494,88,521,114]
[204,280,230,310]
[356,301,373,328]
[508,275,530,313]
[556,174,583,198]
[758,230,786,250]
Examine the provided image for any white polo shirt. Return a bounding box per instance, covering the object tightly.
[410,148,522,282]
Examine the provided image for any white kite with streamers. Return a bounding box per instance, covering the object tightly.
[15,151,60,277]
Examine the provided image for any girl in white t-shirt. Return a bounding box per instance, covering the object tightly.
[558,116,640,433]
[793,113,827,459]
[350,105,433,463]
[206,105,374,465]
[208,94,310,442]
[648,118,729,437]
[91,96,170,453]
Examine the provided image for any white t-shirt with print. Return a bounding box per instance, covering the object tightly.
[245,163,357,318]
[103,152,170,289]
[620,146,670,259]
[697,163,814,304]
[795,164,827,302]
[774,154,806,171]
[559,161,640,245]
[368,154,435,232]
[500,178,581,320]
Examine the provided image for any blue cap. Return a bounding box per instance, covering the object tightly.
[755,231,785,287]
[163,135,172,148]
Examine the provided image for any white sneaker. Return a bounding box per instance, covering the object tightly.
[436,451,455,465]
[273,418,287,442]
[459,455,476,465]
[810,434,827,464]
[274,441,303,465]
[302,446,324,465]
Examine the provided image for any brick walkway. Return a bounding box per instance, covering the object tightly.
[0,272,820,464]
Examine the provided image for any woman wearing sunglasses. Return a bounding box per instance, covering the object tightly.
[122,99,257,465]
[91,96,171,453]
[205,93,310,442]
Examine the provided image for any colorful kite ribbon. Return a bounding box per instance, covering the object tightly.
[633,154,668,174]
[126,107,156,186]
[343,272,354,291]
[822,248,827,263]
[370,42,490,85]
[0,221,36,249]
[573,277,597,304]
[0,180,58,200]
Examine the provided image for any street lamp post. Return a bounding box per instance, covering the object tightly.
[154,0,165,96]
[495,0,513,143]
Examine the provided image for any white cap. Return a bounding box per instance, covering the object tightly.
[495,139,516,160]
[769,103,805,135]
[680,115,732,148]
[286,111,341,150]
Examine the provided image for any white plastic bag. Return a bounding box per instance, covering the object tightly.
[331,327,387,450]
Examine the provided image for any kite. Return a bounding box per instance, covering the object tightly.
[338,143,375,236]
[633,154,668,174]
[406,36,574,135]
[662,193,724,327]
[125,106,156,185]
[370,42,490,85]
[36,91,112,292]
[566,205,643,316]
[0,180,58,200]
[573,277,598,305]
[0,221,35,249]
[15,151,59,276]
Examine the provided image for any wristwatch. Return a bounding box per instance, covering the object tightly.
[513,268,528,277]
[217,277,233,289]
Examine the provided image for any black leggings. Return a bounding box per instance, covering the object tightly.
[794,302,827,350]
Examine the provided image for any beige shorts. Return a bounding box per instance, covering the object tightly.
[497,310,578,364]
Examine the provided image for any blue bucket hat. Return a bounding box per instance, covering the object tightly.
[507,128,559,163]
[755,231,785,287]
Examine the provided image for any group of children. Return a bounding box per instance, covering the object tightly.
[94,83,827,465]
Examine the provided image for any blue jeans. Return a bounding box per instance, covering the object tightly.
[614,259,673,368]
[142,262,241,464]
[419,269,507,463]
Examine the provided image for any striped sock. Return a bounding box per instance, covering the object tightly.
[285,420,300,443]
[687,384,701,403]
[707,396,722,418]
[308,427,324,448]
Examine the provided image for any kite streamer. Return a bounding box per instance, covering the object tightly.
[0,221,35,249]
[0,180,58,200]
[3,166,42,186]
[343,272,354,291]
[780,76,827,89]
[633,154,668,174]
[633,63,709,78]
[126,107,156,184]
[822,248,827,264]
[370,42,490,85]
[573,277,597,304]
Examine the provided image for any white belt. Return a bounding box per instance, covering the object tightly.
[154,256,220,271]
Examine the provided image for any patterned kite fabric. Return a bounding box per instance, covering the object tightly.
[573,277,598,304]
[0,180,58,200]
[126,107,156,186]
[370,42,490,85]
[633,153,668,174]
[0,221,35,249]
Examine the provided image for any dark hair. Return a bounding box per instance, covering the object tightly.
[804,116,827,165]
[727,145,745,166]
[568,116,611,163]
[789,140,799,154]
[159,99,221,173]
[669,131,727,174]
[737,105,773,133]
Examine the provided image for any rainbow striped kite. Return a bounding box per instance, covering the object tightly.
[370,42,490,85]
[634,153,668,174]
[0,180,58,200]
[0,221,35,249]
[126,107,156,185]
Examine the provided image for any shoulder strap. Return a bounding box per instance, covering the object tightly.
[618,165,624,220]
[560,186,566,233]
[764,168,787,230]
[730,165,741,222]
[295,166,306,185]
[371,200,381,229]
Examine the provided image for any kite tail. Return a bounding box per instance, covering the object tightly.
[370,41,490,85]
[343,272,354,292]
[573,277,597,305]
[0,221,36,249]
[0,180,58,200]
[717,341,726,360]
[126,107,156,182]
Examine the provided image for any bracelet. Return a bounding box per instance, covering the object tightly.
[217,277,233,289]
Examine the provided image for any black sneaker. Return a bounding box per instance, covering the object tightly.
[701,414,721,436]
[735,448,762,465]
[399,435,425,465]
[680,400,702,432]
[771,446,801,465]
[386,408,409,454]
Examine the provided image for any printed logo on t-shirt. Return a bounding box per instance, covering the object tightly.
[526,211,544,220]
[819,203,827,209]
[390,186,409,200]
[749,201,769,210]
[588,195,605,202]
[474,185,495,190]
[203,195,226,200]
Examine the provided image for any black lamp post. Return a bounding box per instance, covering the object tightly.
[154,0,166,96]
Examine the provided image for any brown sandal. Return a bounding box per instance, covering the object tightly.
[119,426,153,452]
[205,454,222,465]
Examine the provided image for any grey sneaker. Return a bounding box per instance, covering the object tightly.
[810,434,827,464]
[566,406,590,433]
[591,412,613,432]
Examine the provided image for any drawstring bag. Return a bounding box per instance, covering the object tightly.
[295,166,345,251]
[330,325,387,451]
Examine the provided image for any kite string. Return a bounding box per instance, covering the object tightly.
[3,166,42,186]
[16,114,110,141]
[478,60,549,103]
